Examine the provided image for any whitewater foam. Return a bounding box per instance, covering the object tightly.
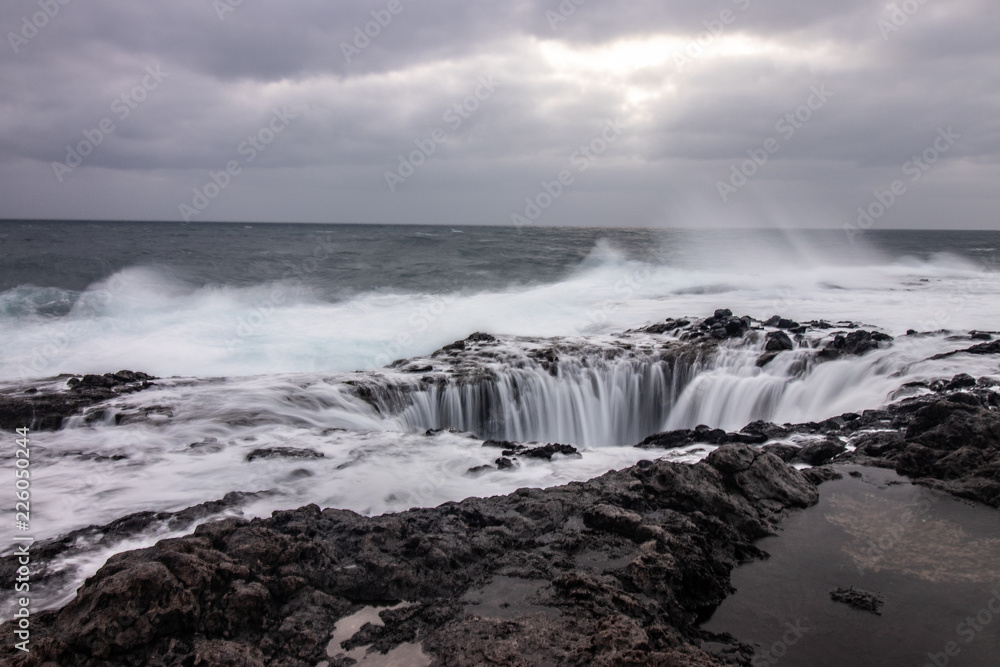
[1,242,997,382]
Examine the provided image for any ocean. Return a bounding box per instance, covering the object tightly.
[3,222,999,378]
[2,221,1000,617]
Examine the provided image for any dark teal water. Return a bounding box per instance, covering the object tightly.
[2,220,997,298]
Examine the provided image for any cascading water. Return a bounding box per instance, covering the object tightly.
[350,331,972,446]
[390,355,700,447]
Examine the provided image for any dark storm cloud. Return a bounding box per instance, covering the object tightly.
[0,0,997,228]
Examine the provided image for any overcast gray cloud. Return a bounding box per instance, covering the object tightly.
[0,0,997,228]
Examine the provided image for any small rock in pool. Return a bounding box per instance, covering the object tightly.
[830,586,884,615]
[495,457,514,470]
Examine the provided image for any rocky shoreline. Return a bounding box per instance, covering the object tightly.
[2,311,999,665]
[3,443,817,666]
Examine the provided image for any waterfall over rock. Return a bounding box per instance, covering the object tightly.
[340,318,908,447]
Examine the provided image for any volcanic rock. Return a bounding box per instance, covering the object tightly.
[0,445,817,666]
[764,331,794,352]
[930,339,1000,360]
[245,447,325,463]
[761,443,800,462]
[482,441,580,461]
[829,587,884,615]
[818,330,893,359]
[0,371,156,431]
[793,439,847,466]
[520,443,580,460]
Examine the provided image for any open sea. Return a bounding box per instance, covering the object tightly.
[2,221,1000,619]
[2,222,998,378]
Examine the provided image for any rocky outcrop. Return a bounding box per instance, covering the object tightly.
[763,330,794,352]
[929,339,1000,360]
[0,491,273,626]
[829,587,884,615]
[661,382,1000,508]
[0,445,817,666]
[638,311,895,369]
[471,440,581,473]
[853,391,1000,507]
[634,373,1000,508]
[636,424,767,449]
[0,371,155,431]
[817,330,893,359]
[245,447,325,463]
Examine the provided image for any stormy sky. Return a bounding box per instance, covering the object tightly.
[1,0,997,229]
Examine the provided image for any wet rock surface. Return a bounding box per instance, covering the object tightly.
[829,586,884,615]
[635,311,895,368]
[929,338,1000,360]
[638,381,1000,508]
[0,491,274,622]
[0,371,156,431]
[471,440,581,472]
[481,439,580,460]
[0,445,817,666]
[245,447,326,463]
[823,387,1000,507]
[795,439,847,466]
[764,330,794,352]
[623,340,1000,508]
[637,424,767,449]
[817,330,893,359]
